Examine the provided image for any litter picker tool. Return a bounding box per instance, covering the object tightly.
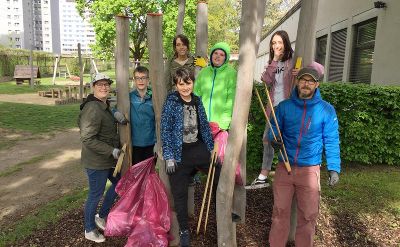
[197,142,219,235]
[254,87,291,175]
[113,143,127,177]
[263,85,292,174]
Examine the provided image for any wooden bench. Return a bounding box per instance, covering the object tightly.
[14,65,41,85]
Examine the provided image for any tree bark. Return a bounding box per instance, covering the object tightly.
[289,0,319,241]
[115,15,132,175]
[195,1,208,77]
[176,0,186,35]
[147,13,180,247]
[216,1,266,246]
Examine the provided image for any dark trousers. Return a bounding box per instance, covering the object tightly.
[169,156,220,230]
[132,145,154,165]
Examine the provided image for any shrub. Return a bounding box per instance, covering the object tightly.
[247,83,400,170]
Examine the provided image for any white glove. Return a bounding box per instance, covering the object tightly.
[112,148,121,159]
[113,111,128,125]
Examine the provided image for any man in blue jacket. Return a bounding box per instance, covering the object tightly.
[268,62,340,247]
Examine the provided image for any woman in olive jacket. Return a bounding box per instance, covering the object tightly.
[78,73,120,243]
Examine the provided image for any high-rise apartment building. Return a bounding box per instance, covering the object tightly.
[0,0,95,55]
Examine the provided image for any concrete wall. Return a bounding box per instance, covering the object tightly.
[256,0,400,85]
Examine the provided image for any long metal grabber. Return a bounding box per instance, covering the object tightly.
[204,142,219,233]
[113,143,127,177]
[254,87,290,173]
[196,142,219,234]
[263,85,292,174]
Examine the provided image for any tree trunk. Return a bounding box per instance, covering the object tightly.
[115,15,132,175]
[147,13,180,247]
[216,1,266,246]
[288,0,319,241]
[195,1,208,77]
[176,0,186,35]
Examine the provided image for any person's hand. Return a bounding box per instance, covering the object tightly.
[112,148,121,159]
[271,138,283,150]
[328,170,339,186]
[194,56,207,68]
[165,159,177,175]
[292,68,299,77]
[113,111,128,125]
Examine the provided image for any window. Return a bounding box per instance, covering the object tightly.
[349,18,377,83]
[328,28,347,82]
[315,35,328,66]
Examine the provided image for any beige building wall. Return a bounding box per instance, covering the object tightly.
[256,0,400,85]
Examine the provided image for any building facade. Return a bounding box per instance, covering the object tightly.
[255,0,400,85]
[0,0,94,55]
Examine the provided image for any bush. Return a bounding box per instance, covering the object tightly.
[247,83,400,170]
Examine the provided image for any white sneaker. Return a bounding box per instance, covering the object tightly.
[95,214,106,231]
[85,229,105,243]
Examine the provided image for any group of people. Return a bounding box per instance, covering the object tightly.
[78,30,341,247]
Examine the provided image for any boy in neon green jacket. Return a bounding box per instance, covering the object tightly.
[194,42,237,130]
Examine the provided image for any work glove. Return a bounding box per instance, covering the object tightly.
[328,170,339,186]
[271,138,283,151]
[112,148,121,159]
[194,56,207,68]
[165,159,177,175]
[113,111,128,125]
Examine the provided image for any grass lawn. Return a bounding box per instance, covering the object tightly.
[0,102,80,134]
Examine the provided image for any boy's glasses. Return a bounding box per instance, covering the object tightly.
[134,77,149,81]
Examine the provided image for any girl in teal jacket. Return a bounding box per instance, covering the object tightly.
[194,42,237,130]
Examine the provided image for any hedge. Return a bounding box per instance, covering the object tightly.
[247,83,400,171]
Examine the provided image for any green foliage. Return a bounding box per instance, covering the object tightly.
[0,47,54,77]
[0,102,80,134]
[247,83,400,169]
[162,0,197,58]
[76,0,172,61]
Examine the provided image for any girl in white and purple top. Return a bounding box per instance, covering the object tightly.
[252,30,298,187]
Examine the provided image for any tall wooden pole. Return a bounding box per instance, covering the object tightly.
[176,0,186,35]
[115,15,132,175]
[195,1,208,77]
[147,13,180,246]
[216,0,266,246]
[78,43,83,100]
[289,0,319,241]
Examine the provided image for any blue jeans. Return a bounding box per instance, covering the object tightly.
[84,168,120,232]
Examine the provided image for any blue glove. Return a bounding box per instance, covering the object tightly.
[166,159,177,175]
[328,170,339,186]
[113,111,128,125]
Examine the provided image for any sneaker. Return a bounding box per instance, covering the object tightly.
[95,214,106,231]
[248,177,270,189]
[179,229,190,247]
[85,229,106,243]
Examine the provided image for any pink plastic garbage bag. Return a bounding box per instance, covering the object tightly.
[105,156,171,247]
[209,122,243,186]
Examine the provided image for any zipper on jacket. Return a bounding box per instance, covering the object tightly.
[294,100,307,165]
[208,69,217,121]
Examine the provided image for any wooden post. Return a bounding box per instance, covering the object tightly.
[195,1,208,77]
[52,56,59,85]
[115,15,132,175]
[147,13,180,246]
[216,1,266,246]
[78,44,83,100]
[176,0,186,35]
[288,0,319,241]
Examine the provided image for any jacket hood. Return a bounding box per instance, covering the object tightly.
[290,87,322,106]
[209,42,231,68]
[80,94,109,110]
